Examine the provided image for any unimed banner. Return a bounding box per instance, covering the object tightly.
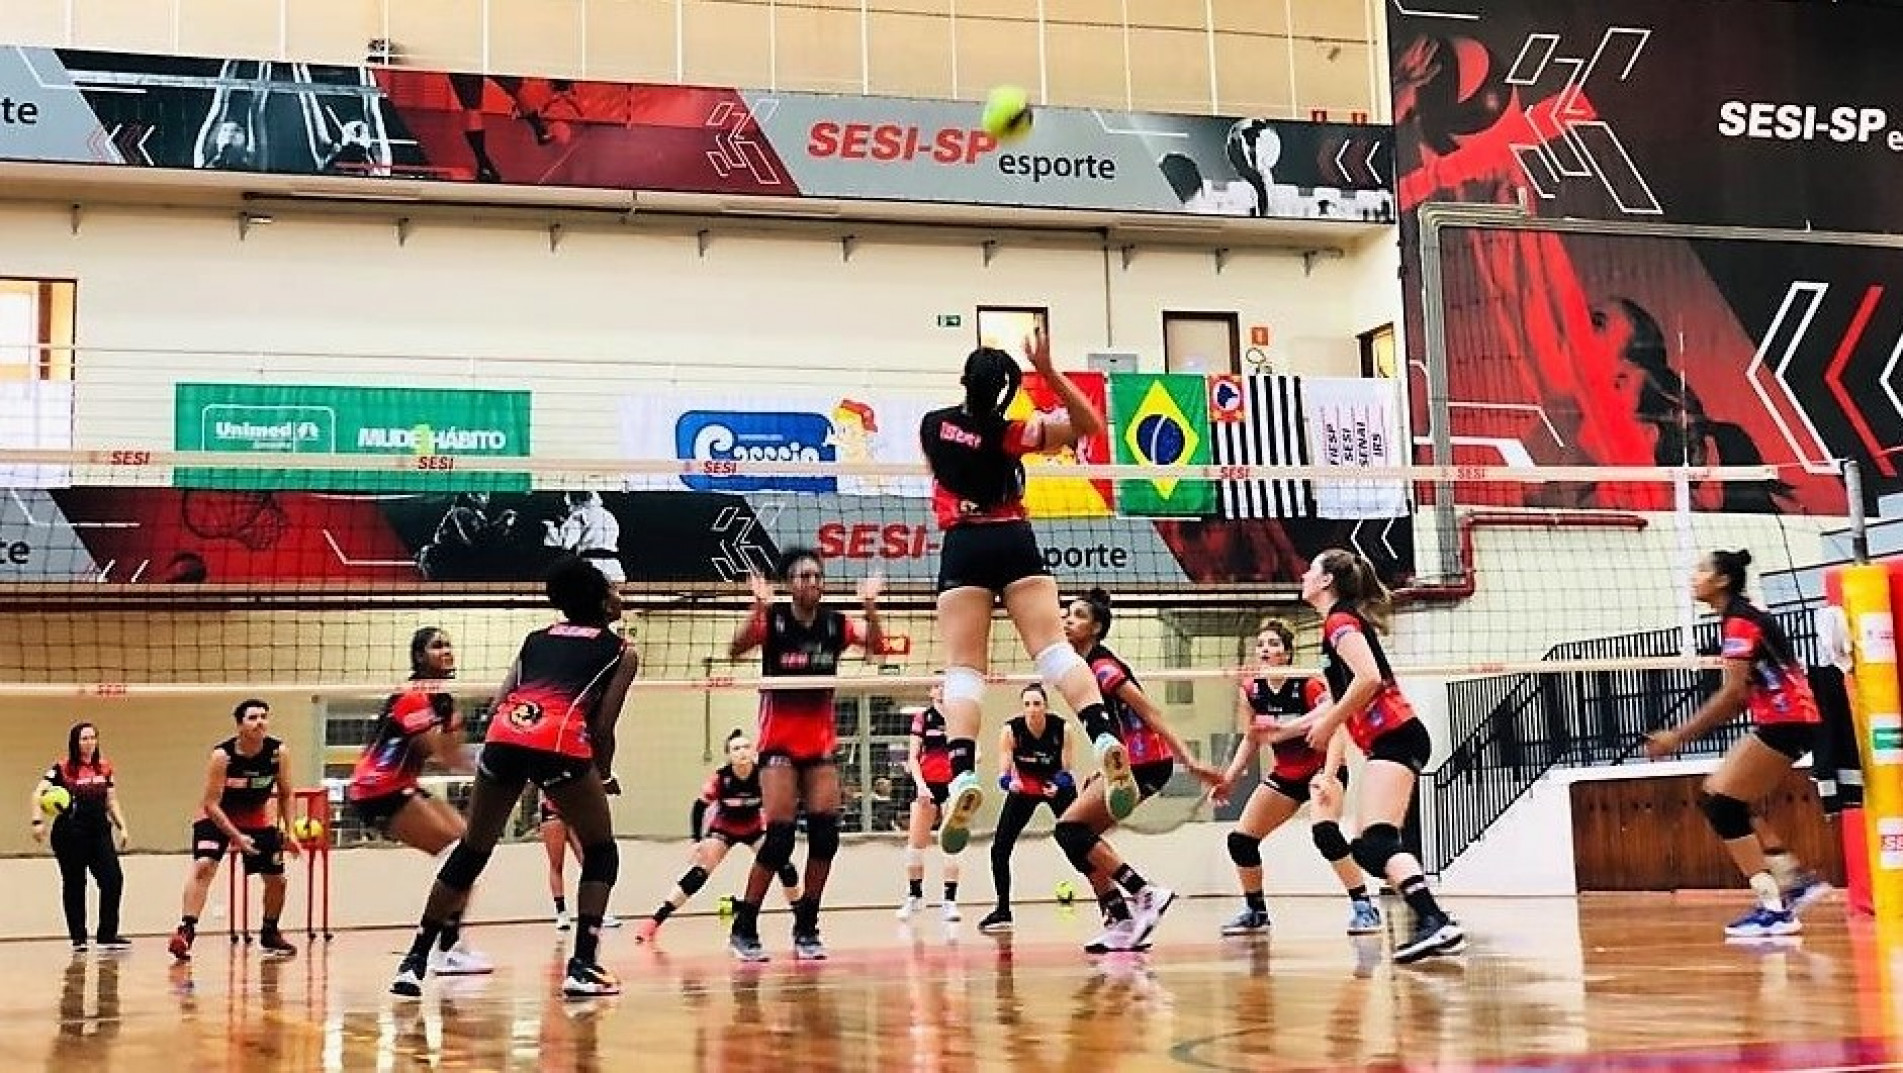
[1388,0,1903,230]
[0,46,1391,222]
[174,383,532,491]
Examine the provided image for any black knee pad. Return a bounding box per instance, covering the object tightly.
[1701,791,1754,840]
[679,864,710,896]
[1226,830,1263,869]
[1053,821,1099,873]
[807,812,841,862]
[579,840,620,887]
[776,862,800,888]
[1350,823,1403,880]
[437,843,493,893]
[1312,821,1353,863]
[756,822,798,872]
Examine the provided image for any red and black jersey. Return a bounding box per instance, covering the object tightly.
[702,764,766,837]
[212,736,283,828]
[485,623,629,761]
[1721,597,1821,727]
[918,406,1040,530]
[1086,644,1168,765]
[910,704,952,784]
[1005,713,1067,795]
[1244,675,1331,781]
[45,758,113,829]
[740,604,861,725]
[348,690,458,801]
[1319,605,1418,752]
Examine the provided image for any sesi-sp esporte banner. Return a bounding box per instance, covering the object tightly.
[0,45,1392,223]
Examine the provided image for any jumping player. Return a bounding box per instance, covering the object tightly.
[1052,589,1225,953]
[977,683,1077,934]
[390,555,637,998]
[637,730,802,942]
[898,684,961,923]
[725,549,884,962]
[346,627,491,975]
[1299,549,1463,963]
[168,699,301,961]
[1645,549,1831,937]
[1218,618,1381,937]
[919,328,1139,859]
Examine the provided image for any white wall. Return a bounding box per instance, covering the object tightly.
[0,202,1398,450]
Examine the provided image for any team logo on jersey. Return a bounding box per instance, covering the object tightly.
[501,699,545,729]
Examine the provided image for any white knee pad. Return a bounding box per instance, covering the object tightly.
[1033,642,1088,690]
[942,666,987,708]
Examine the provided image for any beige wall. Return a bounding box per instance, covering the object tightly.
[2,0,1385,120]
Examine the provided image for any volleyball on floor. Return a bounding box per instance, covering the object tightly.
[38,787,70,816]
[1054,879,1076,906]
[291,817,324,842]
[982,85,1033,141]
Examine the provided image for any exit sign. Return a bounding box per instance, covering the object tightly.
[936,314,962,328]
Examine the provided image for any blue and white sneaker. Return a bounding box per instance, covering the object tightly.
[1783,874,1833,915]
[1724,905,1801,939]
[938,771,983,855]
[1347,899,1383,935]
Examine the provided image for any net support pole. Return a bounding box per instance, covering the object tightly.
[1842,554,1903,921]
[1675,468,1696,659]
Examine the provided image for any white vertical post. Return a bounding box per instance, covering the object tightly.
[1035,0,1048,103]
[480,0,492,72]
[578,0,589,79]
[768,0,778,90]
[1676,467,1697,659]
[277,0,288,58]
[171,0,181,51]
[63,0,74,45]
[948,0,960,97]
[860,0,871,94]
[1204,0,1219,113]
[1283,0,1298,119]
[675,0,685,83]
[1119,0,1132,110]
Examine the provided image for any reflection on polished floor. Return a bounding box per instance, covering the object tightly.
[10,894,1902,1071]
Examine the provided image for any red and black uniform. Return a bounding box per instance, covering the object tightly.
[44,757,122,944]
[702,764,767,845]
[191,736,287,876]
[1086,644,1175,798]
[1320,606,1431,772]
[348,689,459,831]
[1245,676,1346,803]
[482,622,628,788]
[911,705,953,807]
[918,406,1051,593]
[1721,596,1822,760]
[740,604,859,768]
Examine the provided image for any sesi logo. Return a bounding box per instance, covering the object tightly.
[806,123,998,165]
[818,522,934,560]
[676,411,837,494]
[1717,102,1903,150]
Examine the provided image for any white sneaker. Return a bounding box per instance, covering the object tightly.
[554,909,571,932]
[602,915,624,929]
[896,895,922,922]
[1085,918,1143,954]
[941,901,962,923]
[431,943,495,976]
[1130,886,1176,946]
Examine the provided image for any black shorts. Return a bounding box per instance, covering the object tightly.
[760,750,835,774]
[1264,766,1349,804]
[478,741,594,792]
[1754,722,1817,762]
[1134,759,1175,800]
[709,826,763,847]
[190,819,285,876]
[1367,719,1433,774]
[924,780,950,808]
[349,785,432,833]
[938,520,1049,594]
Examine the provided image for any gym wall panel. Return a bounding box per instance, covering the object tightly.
[283,0,383,68]
[4,0,69,47]
[1292,38,1371,117]
[175,0,281,60]
[383,0,485,73]
[1127,25,1211,116]
[680,0,772,88]
[488,0,587,82]
[1214,31,1294,118]
[865,10,956,100]
[1211,0,1288,37]
[773,4,864,93]
[1043,22,1126,110]
[948,15,1041,103]
[1125,0,1203,32]
[68,0,174,54]
[583,0,679,83]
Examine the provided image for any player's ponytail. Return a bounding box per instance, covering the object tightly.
[962,347,1021,427]
[1079,586,1115,640]
[1317,548,1393,634]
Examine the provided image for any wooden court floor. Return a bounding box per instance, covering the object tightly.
[11,893,1903,1071]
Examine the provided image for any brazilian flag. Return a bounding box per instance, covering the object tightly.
[1108,373,1214,516]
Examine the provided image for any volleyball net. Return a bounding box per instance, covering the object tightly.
[0,443,1840,845]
